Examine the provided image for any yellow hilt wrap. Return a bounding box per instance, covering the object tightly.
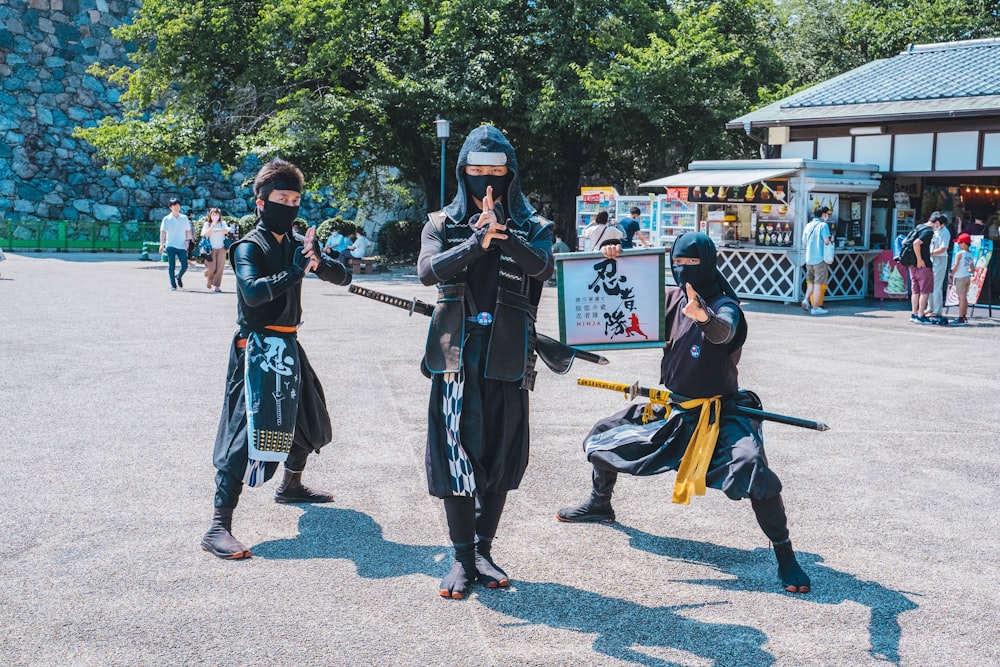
[576,378,671,424]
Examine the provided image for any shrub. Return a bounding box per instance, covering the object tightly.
[377,219,423,263]
[316,216,356,245]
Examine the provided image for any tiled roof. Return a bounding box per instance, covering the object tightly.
[729,38,1000,127]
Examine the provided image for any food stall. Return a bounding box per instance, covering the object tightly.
[640,159,882,302]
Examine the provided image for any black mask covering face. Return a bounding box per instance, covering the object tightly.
[672,264,703,290]
[260,199,299,236]
[464,173,511,204]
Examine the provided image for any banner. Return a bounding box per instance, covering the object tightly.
[873,249,910,299]
[946,237,994,306]
[556,248,666,350]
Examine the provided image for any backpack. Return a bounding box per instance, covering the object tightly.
[895,227,920,267]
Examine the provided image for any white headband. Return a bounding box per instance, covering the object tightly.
[467,151,507,166]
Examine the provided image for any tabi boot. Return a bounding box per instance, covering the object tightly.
[274,469,335,504]
[773,539,811,593]
[557,468,617,523]
[475,537,509,588]
[200,508,251,560]
[556,491,616,523]
[439,542,478,600]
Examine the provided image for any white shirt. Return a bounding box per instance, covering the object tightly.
[161,213,191,249]
[201,220,231,249]
[350,235,373,258]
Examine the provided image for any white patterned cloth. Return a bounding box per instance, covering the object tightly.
[442,371,476,496]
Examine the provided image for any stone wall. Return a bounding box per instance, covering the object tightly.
[0,0,423,245]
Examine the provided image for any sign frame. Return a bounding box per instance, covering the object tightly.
[554,247,667,351]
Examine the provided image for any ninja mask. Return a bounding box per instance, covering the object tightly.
[260,199,299,236]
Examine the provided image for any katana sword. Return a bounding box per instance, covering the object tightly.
[577,378,830,431]
[349,284,610,367]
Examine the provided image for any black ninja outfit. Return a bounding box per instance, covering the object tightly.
[201,178,352,560]
[417,125,554,598]
[557,233,811,593]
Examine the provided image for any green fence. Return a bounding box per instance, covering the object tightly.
[0,219,162,252]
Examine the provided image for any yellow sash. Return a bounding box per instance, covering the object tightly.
[670,396,722,505]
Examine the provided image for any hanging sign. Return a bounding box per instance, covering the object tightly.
[556,248,666,350]
[687,180,788,204]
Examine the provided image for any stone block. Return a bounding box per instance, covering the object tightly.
[93,203,120,221]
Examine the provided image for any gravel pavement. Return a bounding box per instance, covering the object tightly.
[1,251,998,666]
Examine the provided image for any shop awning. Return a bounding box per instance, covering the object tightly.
[639,167,797,189]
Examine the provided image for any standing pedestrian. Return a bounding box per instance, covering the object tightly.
[908,217,936,324]
[200,159,353,560]
[801,206,832,315]
[926,212,950,324]
[949,233,974,326]
[417,124,554,599]
[201,207,231,292]
[620,207,652,249]
[159,197,192,290]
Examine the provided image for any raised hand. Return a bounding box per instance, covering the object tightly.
[681,282,709,323]
[476,185,508,249]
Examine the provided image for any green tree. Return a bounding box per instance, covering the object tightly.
[76,0,786,228]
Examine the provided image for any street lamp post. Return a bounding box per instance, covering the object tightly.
[434,116,451,210]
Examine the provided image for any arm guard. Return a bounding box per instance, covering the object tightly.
[497,216,554,280]
[417,219,485,286]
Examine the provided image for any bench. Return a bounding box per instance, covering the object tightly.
[349,256,381,275]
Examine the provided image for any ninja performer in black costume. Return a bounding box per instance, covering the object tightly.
[557,234,812,593]
[201,159,353,560]
[417,125,554,599]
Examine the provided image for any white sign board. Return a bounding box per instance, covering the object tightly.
[555,248,666,350]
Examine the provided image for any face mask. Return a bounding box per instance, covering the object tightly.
[672,263,703,290]
[260,199,299,235]
[464,173,510,203]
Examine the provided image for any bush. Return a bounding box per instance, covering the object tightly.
[377,219,423,263]
[316,216,356,245]
[236,214,257,236]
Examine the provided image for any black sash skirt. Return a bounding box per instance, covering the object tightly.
[425,326,530,498]
[584,393,782,501]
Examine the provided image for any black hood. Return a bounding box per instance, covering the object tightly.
[670,232,739,301]
[443,124,535,228]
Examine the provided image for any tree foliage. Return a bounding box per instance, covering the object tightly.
[79,0,999,229]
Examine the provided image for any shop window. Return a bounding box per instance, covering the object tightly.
[935,132,978,171]
[982,133,1000,168]
[893,134,933,171]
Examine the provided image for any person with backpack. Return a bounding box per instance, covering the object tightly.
[906,218,936,324]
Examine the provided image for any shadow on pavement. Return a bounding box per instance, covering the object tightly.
[613,524,919,665]
[251,505,448,579]
[479,582,773,667]
[254,506,775,666]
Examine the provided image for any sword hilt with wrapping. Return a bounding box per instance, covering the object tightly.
[577,377,830,431]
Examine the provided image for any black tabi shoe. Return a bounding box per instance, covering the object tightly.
[474,538,509,588]
[773,540,811,593]
[556,495,616,523]
[439,543,477,600]
[274,470,335,504]
[200,508,251,560]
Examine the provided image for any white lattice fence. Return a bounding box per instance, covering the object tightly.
[717,250,798,301]
[827,252,869,298]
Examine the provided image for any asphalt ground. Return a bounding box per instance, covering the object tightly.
[1,251,998,667]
